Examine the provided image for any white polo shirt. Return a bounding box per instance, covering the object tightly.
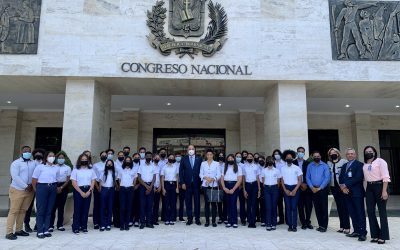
[200,160,221,187]
[261,167,281,186]
[242,162,260,183]
[99,171,115,188]
[93,161,106,179]
[153,163,161,188]
[70,167,97,186]
[280,163,302,186]
[222,164,243,181]
[118,167,137,187]
[138,163,156,183]
[57,164,71,182]
[162,163,179,182]
[10,158,37,190]
[32,164,60,183]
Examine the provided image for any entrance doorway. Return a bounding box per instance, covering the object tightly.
[34,127,63,153]
[379,130,400,194]
[308,129,340,162]
[153,128,226,157]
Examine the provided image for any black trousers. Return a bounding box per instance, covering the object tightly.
[177,186,185,220]
[312,187,328,229]
[366,182,390,240]
[50,183,68,228]
[24,194,36,225]
[203,187,217,223]
[298,188,313,226]
[331,185,350,229]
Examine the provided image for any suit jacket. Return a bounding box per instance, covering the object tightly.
[339,160,365,198]
[179,155,202,186]
[293,159,310,185]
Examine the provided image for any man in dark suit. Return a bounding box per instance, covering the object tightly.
[294,146,313,230]
[339,148,367,241]
[179,145,202,225]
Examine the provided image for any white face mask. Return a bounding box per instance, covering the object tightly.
[274,155,281,161]
[188,149,195,156]
[47,156,55,164]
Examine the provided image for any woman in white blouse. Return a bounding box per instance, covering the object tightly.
[161,154,179,225]
[98,159,117,231]
[199,149,221,227]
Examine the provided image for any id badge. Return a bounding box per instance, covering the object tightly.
[348,171,352,178]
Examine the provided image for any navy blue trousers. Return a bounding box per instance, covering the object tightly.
[153,190,161,223]
[345,195,367,236]
[140,185,154,224]
[238,187,246,223]
[50,182,68,228]
[245,182,258,225]
[113,189,120,227]
[185,182,201,222]
[93,188,101,226]
[72,186,91,231]
[100,187,114,228]
[264,184,279,227]
[283,184,300,228]
[131,188,140,224]
[119,186,134,228]
[225,181,239,225]
[177,186,185,220]
[36,183,57,234]
[164,182,177,222]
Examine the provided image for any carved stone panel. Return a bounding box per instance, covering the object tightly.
[329,0,400,61]
[0,0,41,54]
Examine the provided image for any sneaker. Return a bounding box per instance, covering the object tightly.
[57,227,65,231]
[266,226,272,231]
[134,222,139,227]
[106,226,111,231]
[100,227,105,232]
[232,224,238,228]
[73,230,80,235]
[82,229,88,233]
[169,222,175,225]
[37,233,45,239]
[146,224,154,228]
[224,221,228,224]
[15,230,29,237]
[128,222,133,227]
[94,225,99,230]
[218,220,223,224]
[261,223,266,227]
[48,227,54,232]
[179,218,185,222]
[44,232,52,237]
[25,224,33,233]
[139,224,145,229]
[226,224,231,228]
[272,226,276,230]
[5,233,17,240]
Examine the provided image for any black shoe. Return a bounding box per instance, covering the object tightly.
[217,220,223,224]
[73,230,79,235]
[241,222,247,226]
[125,226,129,231]
[15,230,29,237]
[186,220,193,226]
[153,222,159,226]
[33,225,37,232]
[212,223,217,227]
[94,225,99,230]
[288,227,292,232]
[139,224,145,229]
[146,224,154,228]
[204,222,210,227]
[120,227,124,231]
[179,218,185,222]
[106,226,111,231]
[318,227,327,233]
[44,233,52,237]
[307,224,313,229]
[370,239,379,243]
[100,227,105,232]
[248,224,256,228]
[292,227,297,232]
[82,229,88,233]
[358,235,367,241]
[57,227,66,231]
[277,221,284,225]
[195,221,202,226]
[37,234,45,239]
[347,232,360,238]
[25,224,33,233]
[5,233,17,240]
[377,240,385,245]
[301,225,307,230]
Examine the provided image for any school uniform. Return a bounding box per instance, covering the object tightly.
[217,162,227,223]
[275,160,286,224]
[200,160,221,225]
[222,164,243,226]
[237,162,247,224]
[99,170,115,230]
[242,162,260,227]
[161,163,179,223]
[138,162,156,226]
[32,164,59,236]
[92,161,106,228]
[70,167,96,232]
[294,158,313,228]
[50,164,71,229]
[158,159,168,222]
[118,167,137,230]
[281,163,302,229]
[131,162,141,226]
[363,158,391,241]
[152,163,162,224]
[256,163,266,225]
[261,167,281,228]
[112,160,123,228]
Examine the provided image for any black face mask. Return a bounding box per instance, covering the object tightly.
[258,160,265,166]
[106,165,113,170]
[118,156,125,162]
[100,156,107,162]
[123,151,129,157]
[227,160,235,165]
[168,159,175,164]
[266,161,274,167]
[133,158,140,164]
[34,155,43,160]
[313,158,321,163]
[154,159,160,164]
[145,158,152,163]
[254,158,259,163]
[365,153,374,160]
[160,153,167,158]
[286,159,293,165]
[247,159,253,163]
[125,162,132,167]
[81,161,88,166]
[330,154,338,161]
[218,157,225,162]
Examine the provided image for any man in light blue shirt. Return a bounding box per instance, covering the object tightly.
[306,151,331,232]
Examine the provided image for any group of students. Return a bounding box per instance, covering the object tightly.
[5,144,391,245]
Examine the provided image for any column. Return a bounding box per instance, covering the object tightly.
[0,108,22,195]
[110,109,139,151]
[239,110,257,152]
[264,82,309,155]
[351,112,375,159]
[61,79,111,163]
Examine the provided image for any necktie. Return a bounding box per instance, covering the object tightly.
[190,156,194,168]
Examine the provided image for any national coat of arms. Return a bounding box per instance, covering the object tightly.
[147,0,228,58]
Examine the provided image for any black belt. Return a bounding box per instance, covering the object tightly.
[79,185,90,189]
[37,182,56,186]
[246,181,257,184]
[225,181,236,184]
[367,181,383,185]
[165,181,176,185]
[144,182,152,185]
[264,184,278,187]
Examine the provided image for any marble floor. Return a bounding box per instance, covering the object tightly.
[0,217,398,250]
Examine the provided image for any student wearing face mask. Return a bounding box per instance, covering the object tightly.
[152,154,162,225]
[92,151,108,230]
[49,152,71,232]
[98,160,116,231]
[82,150,93,167]
[221,154,243,228]
[131,153,141,227]
[327,148,350,234]
[242,153,261,228]
[255,154,266,226]
[112,151,125,228]
[280,150,302,232]
[161,154,179,225]
[235,152,247,226]
[117,157,137,231]
[217,152,227,224]
[158,148,169,223]
[106,149,115,161]
[31,151,59,239]
[363,146,390,245]
[71,154,96,234]
[123,146,131,158]
[138,152,156,229]
[175,153,185,222]
[306,151,331,233]
[272,149,285,225]
[138,147,147,165]
[24,148,45,233]
[261,156,281,231]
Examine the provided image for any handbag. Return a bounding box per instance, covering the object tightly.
[206,181,224,203]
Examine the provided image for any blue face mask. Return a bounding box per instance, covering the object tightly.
[22,152,32,160]
[140,153,145,159]
[58,159,65,165]
[175,156,182,162]
[107,154,114,160]
[236,157,242,163]
[297,152,305,159]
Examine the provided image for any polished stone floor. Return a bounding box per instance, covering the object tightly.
[0,216,398,250]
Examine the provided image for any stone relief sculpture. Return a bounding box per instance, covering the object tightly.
[0,0,41,54]
[330,0,400,60]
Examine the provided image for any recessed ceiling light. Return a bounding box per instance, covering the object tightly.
[166,102,172,106]
[396,105,400,108]
[6,101,11,104]
[218,103,222,107]
[345,104,350,108]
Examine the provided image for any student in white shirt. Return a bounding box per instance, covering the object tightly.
[138,151,156,229]
[254,152,266,227]
[112,150,125,228]
[32,151,59,239]
[217,152,227,224]
[49,152,71,232]
[70,154,96,234]
[92,151,108,230]
[200,149,221,227]
[221,154,243,228]
[261,156,281,231]
[235,152,247,226]
[175,152,185,222]
[98,159,116,231]
[152,154,162,225]
[272,149,285,225]
[242,153,261,228]
[280,150,303,232]
[131,153,141,227]
[117,156,137,231]
[161,154,179,225]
